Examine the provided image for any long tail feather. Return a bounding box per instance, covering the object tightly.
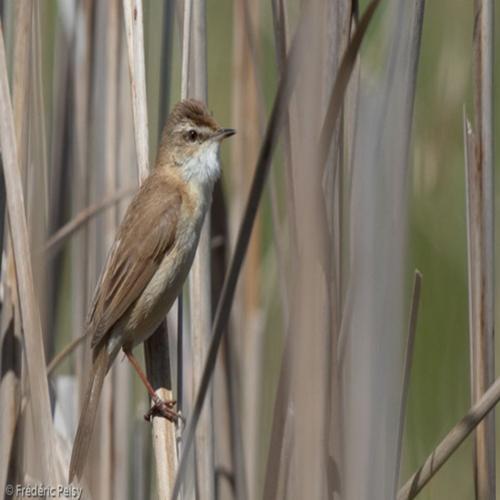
[68,346,109,483]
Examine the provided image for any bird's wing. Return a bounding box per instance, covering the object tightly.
[88,174,182,349]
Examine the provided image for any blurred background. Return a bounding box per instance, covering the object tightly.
[0,1,499,499]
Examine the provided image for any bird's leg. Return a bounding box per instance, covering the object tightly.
[123,348,178,422]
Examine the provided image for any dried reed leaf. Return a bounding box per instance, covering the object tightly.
[393,270,422,496]
[0,20,59,482]
[44,186,135,258]
[398,375,500,499]
[318,0,382,167]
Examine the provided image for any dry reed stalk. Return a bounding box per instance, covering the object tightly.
[262,341,291,500]
[174,4,193,480]
[44,0,73,365]
[12,0,31,180]
[393,270,422,496]
[158,2,174,140]
[0,20,60,483]
[117,23,139,495]
[319,0,350,318]
[133,418,150,500]
[85,2,114,493]
[391,2,426,494]
[171,11,313,498]
[0,0,32,489]
[263,3,381,497]
[318,0,382,167]
[0,159,5,264]
[186,1,216,498]
[63,7,91,488]
[5,0,32,325]
[264,0,291,325]
[470,0,495,497]
[233,10,273,497]
[104,0,120,277]
[30,1,48,227]
[47,332,90,376]
[231,1,262,497]
[464,112,477,384]
[319,2,353,494]
[48,0,73,228]
[267,174,289,319]
[189,0,207,98]
[175,3,192,498]
[44,186,135,257]
[402,0,425,164]
[339,1,420,496]
[45,191,131,375]
[123,1,178,497]
[210,161,247,500]
[287,4,332,497]
[464,110,486,499]
[277,405,294,500]
[270,0,298,254]
[334,0,403,369]
[154,6,183,482]
[29,0,50,357]
[317,3,383,387]
[145,333,178,498]
[123,0,149,180]
[398,374,500,499]
[26,10,67,474]
[220,323,248,500]
[103,2,130,497]
[71,1,93,431]
[262,5,297,498]
[180,0,192,99]
[0,284,21,492]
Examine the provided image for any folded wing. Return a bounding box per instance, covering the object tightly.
[87,173,182,351]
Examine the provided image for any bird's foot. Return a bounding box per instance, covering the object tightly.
[144,395,180,423]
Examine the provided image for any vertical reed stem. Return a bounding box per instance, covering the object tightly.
[123,1,178,497]
[187,1,216,498]
[0,20,59,482]
[471,0,495,497]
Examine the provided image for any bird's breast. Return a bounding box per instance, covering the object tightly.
[121,194,207,348]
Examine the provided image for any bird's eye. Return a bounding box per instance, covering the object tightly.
[187,129,198,142]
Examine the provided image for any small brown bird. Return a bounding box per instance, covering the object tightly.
[68,99,235,483]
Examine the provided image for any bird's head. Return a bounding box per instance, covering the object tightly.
[157,99,235,186]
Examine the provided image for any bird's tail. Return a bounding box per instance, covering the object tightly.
[68,346,109,483]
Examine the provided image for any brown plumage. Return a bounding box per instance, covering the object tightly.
[68,99,235,483]
[88,174,182,351]
[165,99,219,134]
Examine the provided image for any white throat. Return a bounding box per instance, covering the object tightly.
[181,141,221,188]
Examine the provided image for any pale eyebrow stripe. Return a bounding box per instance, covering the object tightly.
[175,124,214,137]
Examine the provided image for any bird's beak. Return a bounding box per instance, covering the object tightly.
[213,128,236,141]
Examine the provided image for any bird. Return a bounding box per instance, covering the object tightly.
[68,99,235,483]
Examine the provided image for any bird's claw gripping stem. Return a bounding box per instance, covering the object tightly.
[144,396,180,422]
